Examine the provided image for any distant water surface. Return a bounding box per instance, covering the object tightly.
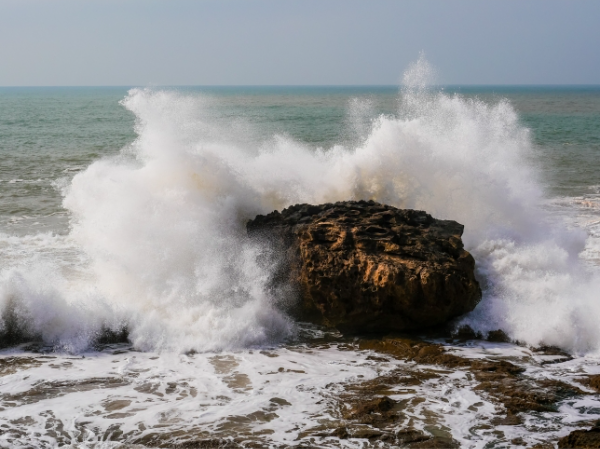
[1,85,598,234]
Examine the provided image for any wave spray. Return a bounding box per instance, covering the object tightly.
[1,57,598,353]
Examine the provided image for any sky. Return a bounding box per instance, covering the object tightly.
[1,0,599,86]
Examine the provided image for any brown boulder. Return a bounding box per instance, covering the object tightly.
[558,422,600,448]
[247,200,481,332]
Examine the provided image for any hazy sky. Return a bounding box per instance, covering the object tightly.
[1,0,599,86]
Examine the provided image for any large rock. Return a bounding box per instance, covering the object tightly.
[247,200,481,333]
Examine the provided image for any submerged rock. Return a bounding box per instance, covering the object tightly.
[356,336,586,421]
[558,422,600,448]
[247,200,481,333]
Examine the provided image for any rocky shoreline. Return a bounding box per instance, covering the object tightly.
[193,331,600,448]
[0,329,599,447]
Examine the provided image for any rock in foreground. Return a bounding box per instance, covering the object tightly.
[247,200,481,333]
[558,422,600,448]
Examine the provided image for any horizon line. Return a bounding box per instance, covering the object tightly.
[1,83,600,89]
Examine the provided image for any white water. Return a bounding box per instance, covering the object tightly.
[0,57,599,354]
[2,340,599,448]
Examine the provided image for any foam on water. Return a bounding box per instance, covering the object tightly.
[0,339,599,448]
[0,57,599,354]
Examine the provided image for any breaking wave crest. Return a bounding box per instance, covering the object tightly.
[1,57,598,354]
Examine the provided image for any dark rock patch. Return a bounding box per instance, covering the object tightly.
[342,395,399,426]
[558,421,600,448]
[491,410,522,426]
[94,326,130,347]
[486,329,511,343]
[356,337,585,416]
[579,375,600,393]
[452,324,483,340]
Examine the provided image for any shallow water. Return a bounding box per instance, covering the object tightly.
[1,331,599,448]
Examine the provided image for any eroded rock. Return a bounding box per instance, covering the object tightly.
[247,200,481,333]
[558,421,600,448]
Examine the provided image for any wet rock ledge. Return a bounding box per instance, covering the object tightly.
[247,200,481,333]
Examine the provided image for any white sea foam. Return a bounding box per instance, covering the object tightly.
[0,340,597,447]
[0,57,598,353]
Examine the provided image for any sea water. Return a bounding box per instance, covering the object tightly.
[1,58,600,446]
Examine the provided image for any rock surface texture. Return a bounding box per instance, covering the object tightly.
[247,200,481,332]
[558,422,600,448]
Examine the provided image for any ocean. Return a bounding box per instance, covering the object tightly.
[1,72,600,447]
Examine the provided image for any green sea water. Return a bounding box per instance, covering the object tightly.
[0,86,599,234]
